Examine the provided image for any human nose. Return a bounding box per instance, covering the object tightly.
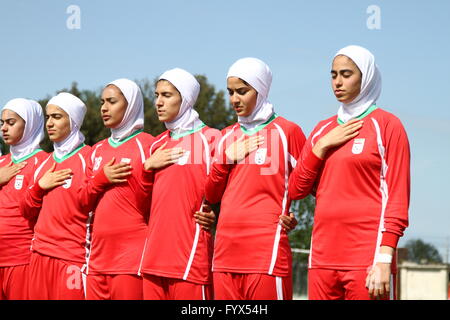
[46,118,54,128]
[334,75,343,88]
[229,92,239,105]
[155,96,163,107]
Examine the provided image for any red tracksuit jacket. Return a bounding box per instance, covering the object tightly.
[140,125,219,284]
[0,150,48,267]
[20,145,92,267]
[288,106,410,270]
[84,131,154,275]
[205,115,306,277]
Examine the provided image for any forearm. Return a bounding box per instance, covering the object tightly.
[288,149,322,200]
[20,183,44,220]
[78,169,111,212]
[204,162,230,204]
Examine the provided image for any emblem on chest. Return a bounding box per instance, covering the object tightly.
[351,138,366,154]
[254,148,267,165]
[93,156,103,171]
[14,175,24,190]
[177,151,191,166]
[62,177,72,189]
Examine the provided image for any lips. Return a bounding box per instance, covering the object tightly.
[102,115,111,121]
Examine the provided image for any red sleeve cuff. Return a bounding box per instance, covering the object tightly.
[31,181,46,199]
[303,149,324,172]
[381,232,400,248]
[142,168,154,182]
[92,169,111,190]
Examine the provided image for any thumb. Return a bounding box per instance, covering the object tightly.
[47,162,57,173]
[155,141,168,153]
[106,157,116,166]
[7,161,13,167]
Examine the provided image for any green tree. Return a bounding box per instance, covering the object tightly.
[289,195,315,252]
[289,194,316,298]
[405,239,443,264]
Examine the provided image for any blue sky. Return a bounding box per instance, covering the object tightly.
[1,1,449,259]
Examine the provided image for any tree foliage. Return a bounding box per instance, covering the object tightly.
[289,195,316,264]
[405,238,443,264]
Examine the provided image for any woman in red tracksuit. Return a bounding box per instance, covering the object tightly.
[288,45,410,300]
[0,98,47,299]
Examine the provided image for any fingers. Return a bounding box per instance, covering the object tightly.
[201,204,212,213]
[343,121,363,135]
[194,208,216,231]
[109,178,128,184]
[107,165,132,183]
[53,169,73,181]
[279,215,297,232]
[366,265,391,300]
[169,148,185,161]
[47,162,57,173]
[247,135,265,149]
[106,157,116,166]
[110,163,133,171]
[154,142,168,153]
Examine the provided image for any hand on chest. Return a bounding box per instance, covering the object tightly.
[324,125,381,165]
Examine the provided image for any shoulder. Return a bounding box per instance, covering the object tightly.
[35,150,50,160]
[0,154,11,166]
[201,126,221,137]
[136,131,156,144]
[200,126,222,145]
[152,130,169,142]
[79,145,92,157]
[310,114,338,135]
[33,150,51,166]
[220,123,239,135]
[370,107,405,126]
[91,138,108,150]
[273,116,305,135]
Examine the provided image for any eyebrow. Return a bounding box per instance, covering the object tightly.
[227,86,248,91]
[331,69,354,73]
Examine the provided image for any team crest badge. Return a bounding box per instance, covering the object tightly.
[14,175,24,190]
[62,177,72,189]
[255,148,267,165]
[120,158,131,164]
[93,157,103,171]
[352,138,365,154]
[177,151,190,166]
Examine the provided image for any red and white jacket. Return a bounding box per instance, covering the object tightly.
[0,150,48,267]
[140,125,219,284]
[20,145,92,268]
[205,115,306,277]
[84,131,154,275]
[289,107,410,270]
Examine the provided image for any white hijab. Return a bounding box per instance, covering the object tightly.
[227,57,275,131]
[3,98,44,160]
[107,79,144,143]
[47,92,87,159]
[158,68,203,136]
[334,45,382,123]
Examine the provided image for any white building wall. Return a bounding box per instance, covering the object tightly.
[399,262,449,300]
